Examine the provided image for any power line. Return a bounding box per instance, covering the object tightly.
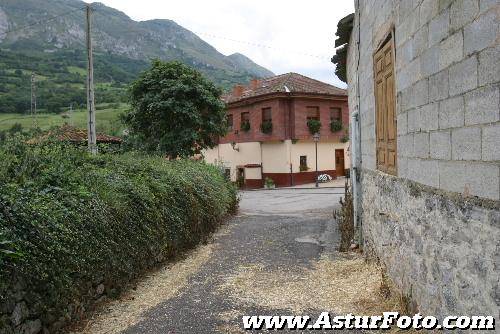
[192,31,333,60]
[89,10,332,61]
[0,6,86,37]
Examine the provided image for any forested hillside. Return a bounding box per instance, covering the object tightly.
[0,0,274,114]
[0,49,146,113]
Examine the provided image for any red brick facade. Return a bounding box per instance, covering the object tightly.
[221,73,349,144]
[221,96,349,144]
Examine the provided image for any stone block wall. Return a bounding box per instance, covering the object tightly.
[361,170,499,318]
[347,0,500,317]
[349,0,499,201]
[397,0,499,200]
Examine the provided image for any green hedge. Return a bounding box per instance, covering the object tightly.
[0,139,237,331]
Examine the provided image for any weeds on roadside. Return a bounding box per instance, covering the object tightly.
[333,180,354,252]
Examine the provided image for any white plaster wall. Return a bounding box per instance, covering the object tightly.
[261,141,290,174]
[204,140,351,180]
[203,147,220,166]
[290,141,350,173]
[245,167,261,179]
[202,142,262,181]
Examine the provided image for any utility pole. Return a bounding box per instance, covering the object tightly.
[86,4,97,154]
[69,103,73,126]
[30,72,37,128]
[313,132,320,188]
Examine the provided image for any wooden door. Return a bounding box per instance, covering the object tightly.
[373,34,397,175]
[236,167,245,188]
[335,149,345,177]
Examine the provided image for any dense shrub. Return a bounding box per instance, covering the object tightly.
[0,139,237,331]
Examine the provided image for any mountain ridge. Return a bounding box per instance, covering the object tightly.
[0,0,274,85]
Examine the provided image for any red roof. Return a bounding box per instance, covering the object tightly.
[27,124,122,144]
[223,72,347,103]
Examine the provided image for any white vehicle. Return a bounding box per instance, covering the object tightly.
[317,174,332,183]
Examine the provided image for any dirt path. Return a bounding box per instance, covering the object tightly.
[71,189,400,334]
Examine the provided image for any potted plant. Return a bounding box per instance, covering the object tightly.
[307,119,321,134]
[340,129,349,143]
[330,119,342,132]
[264,177,275,189]
[241,120,251,132]
[260,120,273,134]
[299,164,310,172]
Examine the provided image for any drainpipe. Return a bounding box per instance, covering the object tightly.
[351,0,363,246]
[351,111,362,245]
[286,91,294,186]
[260,142,264,187]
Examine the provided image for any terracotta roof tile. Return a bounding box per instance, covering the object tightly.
[223,72,347,103]
[27,124,122,144]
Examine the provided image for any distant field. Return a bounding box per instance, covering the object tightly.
[0,104,128,136]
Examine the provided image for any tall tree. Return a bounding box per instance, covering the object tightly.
[124,60,227,157]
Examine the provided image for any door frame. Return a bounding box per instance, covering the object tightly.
[335,149,345,177]
[236,167,245,188]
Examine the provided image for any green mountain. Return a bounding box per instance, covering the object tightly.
[0,0,274,113]
[227,53,274,78]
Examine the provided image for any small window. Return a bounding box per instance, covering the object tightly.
[330,107,341,121]
[261,107,273,134]
[241,112,250,125]
[240,112,250,132]
[227,114,233,131]
[300,156,307,168]
[262,107,272,122]
[306,106,320,121]
[224,168,231,180]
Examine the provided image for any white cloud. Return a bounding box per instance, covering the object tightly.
[83,0,354,88]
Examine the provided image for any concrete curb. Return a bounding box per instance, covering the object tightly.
[241,186,345,192]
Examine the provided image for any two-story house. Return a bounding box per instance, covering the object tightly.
[203,72,350,188]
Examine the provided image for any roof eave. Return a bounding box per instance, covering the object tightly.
[226,91,347,107]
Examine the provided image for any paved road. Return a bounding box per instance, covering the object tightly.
[240,188,345,216]
[75,188,360,333]
[115,188,348,334]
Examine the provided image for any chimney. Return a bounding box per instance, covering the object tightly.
[232,84,244,97]
[250,78,261,90]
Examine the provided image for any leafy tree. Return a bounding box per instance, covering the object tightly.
[124,60,227,157]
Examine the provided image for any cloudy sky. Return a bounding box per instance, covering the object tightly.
[82,0,354,88]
